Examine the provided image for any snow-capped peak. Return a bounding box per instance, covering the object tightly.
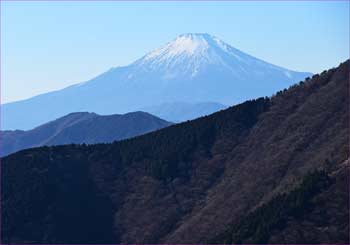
[144,33,212,61]
[129,33,306,81]
[135,33,237,77]
[2,32,312,130]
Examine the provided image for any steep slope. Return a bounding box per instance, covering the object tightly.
[2,33,311,130]
[266,160,349,244]
[211,161,349,244]
[1,111,171,156]
[1,61,347,244]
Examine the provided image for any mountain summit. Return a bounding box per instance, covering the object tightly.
[2,33,312,130]
[137,33,229,75]
[136,33,294,79]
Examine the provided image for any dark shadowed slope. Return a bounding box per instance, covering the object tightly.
[1,111,172,156]
[1,61,348,244]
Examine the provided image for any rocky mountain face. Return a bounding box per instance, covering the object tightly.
[1,111,172,156]
[2,33,311,130]
[1,61,348,244]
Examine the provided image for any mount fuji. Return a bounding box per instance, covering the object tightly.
[2,33,312,130]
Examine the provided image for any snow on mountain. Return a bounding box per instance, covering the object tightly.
[2,33,312,130]
[134,33,299,79]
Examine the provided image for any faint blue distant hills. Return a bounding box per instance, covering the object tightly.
[2,33,312,130]
[140,101,227,123]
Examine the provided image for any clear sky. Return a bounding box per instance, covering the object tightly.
[1,1,349,103]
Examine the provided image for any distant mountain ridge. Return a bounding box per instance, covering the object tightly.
[1,111,172,156]
[2,33,311,130]
[140,101,227,122]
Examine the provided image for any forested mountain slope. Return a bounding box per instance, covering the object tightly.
[1,60,348,244]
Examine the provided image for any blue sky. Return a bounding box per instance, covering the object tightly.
[2,1,349,103]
